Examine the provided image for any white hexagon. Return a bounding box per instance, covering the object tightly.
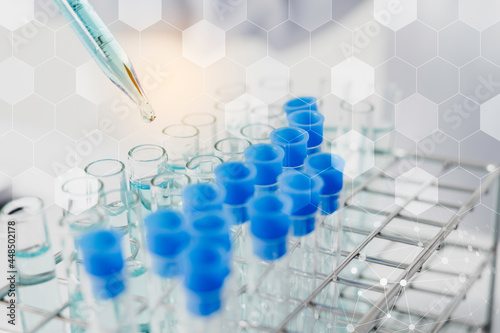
[13,168,55,207]
[0,99,12,137]
[162,0,203,30]
[395,167,437,216]
[290,57,331,99]
[0,131,33,177]
[375,57,416,104]
[0,58,34,104]
[311,21,352,68]
[13,95,54,141]
[460,0,500,31]
[396,21,437,68]
[204,58,246,103]
[118,0,161,31]
[141,21,182,65]
[0,0,34,31]
[247,0,288,31]
[396,94,438,141]
[88,0,119,25]
[480,94,500,141]
[333,130,375,178]
[290,0,331,31]
[13,23,54,67]
[247,57,289,104]
[374,0,417,31]
[417,58,459,104]
[56,95,98,141]
[34,131,77,177]
[268,21,310,67]
[224,93,266,137]
[35,58,76,103]
[226,21,266,67]
[98,95,140,141]
[439,21,480,68]
[76,60,117,104]
[182,20,225,68]
[331,57,374,105]
[76,131,119,170]
[56,24,91,67]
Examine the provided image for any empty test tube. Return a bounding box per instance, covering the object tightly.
[0,197,64,333]
[128,144,168,212]
[144,210,191,333]
[287,110,325,155]
[162,124,199,170]
[283,96,318,114]
[278,171,323,332]
[186,155,224,183]
[270,127,309,170]
[85,159,127,192]
[214,137,252,162]
[244,143,284,193]
[240,123,275,144]
[79,229,138,333]
[61,176,104,216]
[246,194,292,328]
[150,172,191,211]
[182,113,217,155]
[251,104,287,128]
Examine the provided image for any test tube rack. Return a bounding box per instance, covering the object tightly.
[1,149,499,333]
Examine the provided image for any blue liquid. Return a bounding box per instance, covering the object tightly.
[130,179,153,211]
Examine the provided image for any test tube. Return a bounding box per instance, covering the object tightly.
[84,159,127,192]
[182,113,217,155]
[181,183,226,219]
[162,124,199,170]
[60,208,107,332]
[0,197,64,333]
[338,100,375,147]
[270,127,309,170]
[79,229,138,333]
[214,82,246,102]
[128,144,168,211]
[305,153,345,332]
[150,172,191,211]
[100,189,149,331]
[244,144,284,193]
[214,137,252,162]
[283,96,318,115]
[287,110,325,155]
[278,171,323,331]
[179,243,229,333]
[247,194,292,328]
[186,155,224,183]
[251,104,288,128]
[144,210,191,333]
[240,123,275,144]
[219,98,250,137]
[61,176,104,216]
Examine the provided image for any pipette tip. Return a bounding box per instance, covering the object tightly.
[139,101,156,123]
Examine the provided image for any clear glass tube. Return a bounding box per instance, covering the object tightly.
[162,124,199,170]
[218,98,250,137]
[338,100,375,147]
[84,158,127,192]
[0,197,64,333]
[240,123,275,144]
[182,113,217,155]
[61,176,104,216]
[186,155,223,183]
[214,137,252,162]
[150,172,191,211]
[251,104,287,129]
[100,189,149,331]
[60,208,107,333]
[214,82,246,102]
[128,144,168,212]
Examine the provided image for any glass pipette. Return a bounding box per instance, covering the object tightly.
[53,0,156,122]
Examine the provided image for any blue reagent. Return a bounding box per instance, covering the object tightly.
[182,183,226,217]
[144,210,191,278]
[215,162,256,224]
[248,194,292,261]
[188,213,232,253]
[278,170,323,237]
[287,110,325,155]
[244,144,284,193]
[270,127,309,170]
[305,153,345,215]
[283,96,318,114]
[79,229,125,299]
[183,243,228,316]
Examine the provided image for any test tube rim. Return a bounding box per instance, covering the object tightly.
[270,126,309,146]
[162,124,200,139]
[186,155,224,171]
[340,99,375,114]
[287,110,325,128]
[181,112,217,127]
[151,171,191,187]
[214,137,252,155]
[84,158,126,178]
[61,176,104,197]
[128,143,167,163]
[240,123,275,141]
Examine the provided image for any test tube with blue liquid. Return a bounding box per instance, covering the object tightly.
[244,143,284,194]
[287,110,325,155]
[246,193,292,329]
[144,210,191,333]
[150,171,191,211]
[0,197,64,333]
[283,96,318,115]
[128,144,168,212]
[79,229,138,333]
[278,171,323,332]
[270,127,309,171]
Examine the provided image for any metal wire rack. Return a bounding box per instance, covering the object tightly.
[1,150,499,333]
